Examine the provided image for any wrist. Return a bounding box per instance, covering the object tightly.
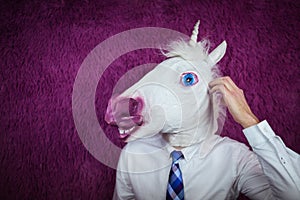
[239,112,259,129]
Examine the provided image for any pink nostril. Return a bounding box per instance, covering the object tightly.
[129,98,139,116]
[115,97,142,117]
[105,97,144,127]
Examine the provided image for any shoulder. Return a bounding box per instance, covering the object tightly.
[216,136,250,149]
[206,136,260,173]
[209,136,254,158]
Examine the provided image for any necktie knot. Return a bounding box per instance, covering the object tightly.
[171,151,184,163]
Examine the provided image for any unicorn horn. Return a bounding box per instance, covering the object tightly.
[189,20,200,46]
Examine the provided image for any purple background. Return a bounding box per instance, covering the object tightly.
[1,0,299,199]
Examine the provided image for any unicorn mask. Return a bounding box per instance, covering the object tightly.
[105,21,227,147]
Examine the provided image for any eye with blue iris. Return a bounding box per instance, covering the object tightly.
[181,72,199,86]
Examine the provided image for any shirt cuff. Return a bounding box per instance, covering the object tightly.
[243,120,276,147]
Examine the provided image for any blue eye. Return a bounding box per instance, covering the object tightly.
[181,72,198,86]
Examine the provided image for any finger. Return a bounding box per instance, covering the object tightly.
[222,76,240,91]
[209,77,233,91]
[209,76,239,91]
[209,84,228,95]
[209,85,230,106]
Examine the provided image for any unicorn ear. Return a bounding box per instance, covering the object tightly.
[208,41,227,65]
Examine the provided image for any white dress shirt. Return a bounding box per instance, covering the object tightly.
[243,120,300,199]
[113,120,300,200]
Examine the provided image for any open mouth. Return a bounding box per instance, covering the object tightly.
[116,115,143,139]
[105,97,144,140]
[118,126,137,139]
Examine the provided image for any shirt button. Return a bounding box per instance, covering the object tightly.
[280,157,286,164]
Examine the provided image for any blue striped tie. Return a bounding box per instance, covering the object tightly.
[166,151,184,200]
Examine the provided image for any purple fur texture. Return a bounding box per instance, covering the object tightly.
[0,0,299,199]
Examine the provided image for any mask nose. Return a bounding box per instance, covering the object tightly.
[105,97,143,129]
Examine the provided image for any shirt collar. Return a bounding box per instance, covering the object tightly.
[165,141,199,162]
[165,134,223,161]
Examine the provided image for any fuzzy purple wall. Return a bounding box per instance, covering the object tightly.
[0,0,299,199]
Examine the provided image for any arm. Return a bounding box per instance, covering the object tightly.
[243,120,300,199]
[209,76,300,199]
[234,143,273,200]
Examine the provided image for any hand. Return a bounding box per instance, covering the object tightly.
[209,76,259,128]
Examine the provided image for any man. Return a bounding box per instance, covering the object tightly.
[111,76,299,200]
[106,21,300,200]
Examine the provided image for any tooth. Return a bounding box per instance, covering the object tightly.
[119,127,136,135]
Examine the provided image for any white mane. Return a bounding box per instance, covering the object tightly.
[164,39,209,62]
[163,39,222,78]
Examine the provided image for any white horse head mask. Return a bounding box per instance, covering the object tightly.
[105,20,227,147]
